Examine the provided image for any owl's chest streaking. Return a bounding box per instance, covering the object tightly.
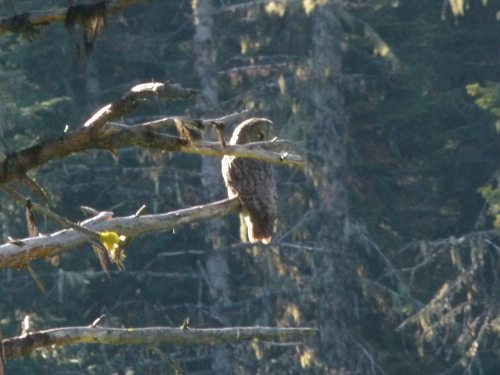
[221,155,275,201]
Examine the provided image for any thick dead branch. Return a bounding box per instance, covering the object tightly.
[0,81,303,185]
[183,139,302,165]
[0,198,240,269]
[83,81,198,128]
[2,325,316,358]
[0,122,302,184]
[85,82,199,128]
[0,123,303,185]
[0,0,147,33]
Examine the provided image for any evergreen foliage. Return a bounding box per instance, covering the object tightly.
[0,0,499,373]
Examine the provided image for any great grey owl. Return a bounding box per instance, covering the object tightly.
[221,118,277,244]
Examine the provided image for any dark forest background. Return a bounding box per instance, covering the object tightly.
[0,0,499,374]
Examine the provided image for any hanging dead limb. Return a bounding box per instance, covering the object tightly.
[0,198,240,269]
[0,0,147,34]
[2,325,316,359]
[65,1,107,54]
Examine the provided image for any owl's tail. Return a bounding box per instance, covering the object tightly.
[244,214,273,244]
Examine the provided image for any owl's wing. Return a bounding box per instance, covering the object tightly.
[221,155,238,198]
[225,157,276,243]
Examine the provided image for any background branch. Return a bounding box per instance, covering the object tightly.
[2,325,317,359]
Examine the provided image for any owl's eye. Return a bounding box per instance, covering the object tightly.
[256,132,264,140]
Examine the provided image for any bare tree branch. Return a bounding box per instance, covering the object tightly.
[0,81,303,185]
[0,123,303,185]
[2,325,317,359]
[82,82,199,128]
[0,0,147,33]
[0,198,241,269]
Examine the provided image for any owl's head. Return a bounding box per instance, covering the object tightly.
[229,118,272,145]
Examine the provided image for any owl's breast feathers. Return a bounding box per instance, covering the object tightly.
[221,156,276,244]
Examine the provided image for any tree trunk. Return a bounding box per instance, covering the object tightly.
[191,1,231,373]
[308,2,360,372]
